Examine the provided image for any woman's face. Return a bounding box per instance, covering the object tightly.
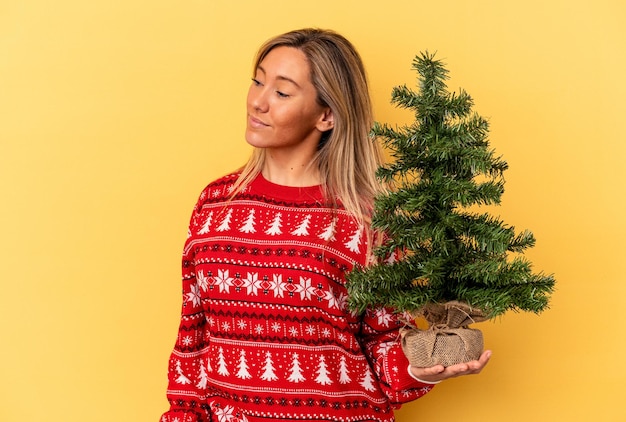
[245,46,332,156]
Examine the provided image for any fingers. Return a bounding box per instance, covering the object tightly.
[421,364,446,377]
[409,350,492,384]
[447,350,492,376]
[408,364,445,383]
[471,349,492,373]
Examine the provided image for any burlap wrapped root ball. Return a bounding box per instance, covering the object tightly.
[401,301,487,368]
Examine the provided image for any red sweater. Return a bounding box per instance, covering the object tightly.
[161,173,433,422]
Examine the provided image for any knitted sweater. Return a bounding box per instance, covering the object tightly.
[161,173,433,422]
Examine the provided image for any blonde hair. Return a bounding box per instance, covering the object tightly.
[234,28,385,225]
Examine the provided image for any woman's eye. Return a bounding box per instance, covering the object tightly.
[251,78,262,86]
[276,91,290,98]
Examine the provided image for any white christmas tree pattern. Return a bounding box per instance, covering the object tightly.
[291,214,312,236]
[318,217,337,241]
[215,209,233,232]
[217,347,229,376]
[196,359,209,389]
[199,344,389,395]
[265,212,283,235]
[236,350,252,379]
[198,211,214,234]
[287,353,306,383]
[259,351,278,381]
[359,366,376,392]
[239,209,256,233]
[174,360,192,385]
[344,224,363,253]
[314,355,333,385]
[338,355,351,384]
[207,351,213,373]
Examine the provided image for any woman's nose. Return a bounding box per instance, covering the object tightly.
[249,86,269,112]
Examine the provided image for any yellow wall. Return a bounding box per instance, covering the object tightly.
[1,1,624,421]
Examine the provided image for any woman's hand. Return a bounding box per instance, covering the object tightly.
[409,350,492,384]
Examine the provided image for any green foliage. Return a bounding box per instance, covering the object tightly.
[347,52,555,319]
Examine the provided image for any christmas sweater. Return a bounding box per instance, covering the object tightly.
[161,173,434,422]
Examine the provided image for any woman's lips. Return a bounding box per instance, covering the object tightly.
[248,115,269,128]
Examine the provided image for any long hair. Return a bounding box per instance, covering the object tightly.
[234,28,385,225]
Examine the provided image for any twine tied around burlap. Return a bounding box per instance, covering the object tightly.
[401,301,487,367]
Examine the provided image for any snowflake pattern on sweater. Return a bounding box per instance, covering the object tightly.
[161,173,433,422]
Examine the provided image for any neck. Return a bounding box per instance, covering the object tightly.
[262,151,320,187]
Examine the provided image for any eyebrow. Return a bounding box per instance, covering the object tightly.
[257,65,302,89]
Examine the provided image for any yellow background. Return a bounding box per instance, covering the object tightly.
[1,1,624,421]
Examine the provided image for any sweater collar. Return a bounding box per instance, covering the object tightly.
[251,172,324,202]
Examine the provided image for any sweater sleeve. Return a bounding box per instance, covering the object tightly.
[160,192,212,422]
[359,307,435,408]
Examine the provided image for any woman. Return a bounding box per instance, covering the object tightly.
[160,28,490,422]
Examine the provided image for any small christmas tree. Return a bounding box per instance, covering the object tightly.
[347,52,555,365]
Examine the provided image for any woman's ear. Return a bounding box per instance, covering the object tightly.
[317,108,334,132]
